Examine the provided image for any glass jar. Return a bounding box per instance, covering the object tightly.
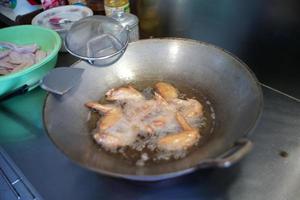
[104,0,130,16]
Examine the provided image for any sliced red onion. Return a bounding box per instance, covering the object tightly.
[0,60,15,70]
[0,49,11,59]
[8,52,35,65]
[0,41,47,75]
[14,44,39,53]
[0,42,38,53]
[11,59,35,73]
[0,69,10,75]
[0,41,17,50]
[35,50,47,63]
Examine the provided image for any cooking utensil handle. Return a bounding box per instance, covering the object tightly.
[197,139,253,168]
[0,85,29,101]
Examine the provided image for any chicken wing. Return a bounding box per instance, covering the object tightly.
[86,83,204,154]
[105,85,144,101]
[154,82,178,101]
[157,113,200,151]
[172,98,203,118]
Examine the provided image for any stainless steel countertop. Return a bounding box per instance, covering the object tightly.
[0,60,299,200]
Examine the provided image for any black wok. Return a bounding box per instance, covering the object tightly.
[43,39,263,181]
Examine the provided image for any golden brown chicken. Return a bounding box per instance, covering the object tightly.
[85,82,204,153]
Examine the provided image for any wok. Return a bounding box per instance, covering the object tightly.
[43,38,263,181]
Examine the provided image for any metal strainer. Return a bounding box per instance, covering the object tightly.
[64,15,129,66]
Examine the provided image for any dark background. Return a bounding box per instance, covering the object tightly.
[131,0,300,98]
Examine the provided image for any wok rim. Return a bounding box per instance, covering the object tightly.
[43,38,264,181]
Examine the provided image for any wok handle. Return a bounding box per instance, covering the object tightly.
[197,138,253,168]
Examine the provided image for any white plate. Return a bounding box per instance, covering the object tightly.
[32,5,93,32]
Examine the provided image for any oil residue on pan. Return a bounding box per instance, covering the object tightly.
[86,80,215,166]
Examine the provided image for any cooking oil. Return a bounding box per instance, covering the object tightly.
[104,0,130,16]
[87,81,216,166]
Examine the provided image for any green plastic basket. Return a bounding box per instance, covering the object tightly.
[0,25,61,96]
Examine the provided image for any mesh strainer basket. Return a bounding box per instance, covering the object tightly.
[65,15,129,66]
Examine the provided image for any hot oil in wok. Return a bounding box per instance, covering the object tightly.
[87,80,215,166]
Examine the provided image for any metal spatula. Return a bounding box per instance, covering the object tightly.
[0,67,84,101]
[40,67,84,95]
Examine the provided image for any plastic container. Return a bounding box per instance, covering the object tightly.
[0,25,61,96]
[111,12,139,42]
